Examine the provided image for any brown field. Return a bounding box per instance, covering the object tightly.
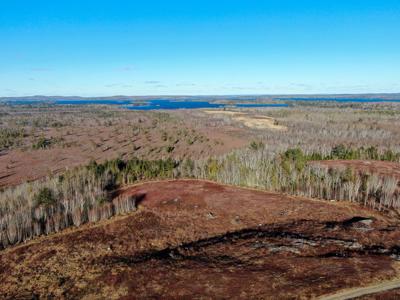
[1,180,399,299]
[0,105,249,187]
[2,103,400,188]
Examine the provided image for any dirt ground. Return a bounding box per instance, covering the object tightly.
[1,180,399,299]
[203,109,287,130]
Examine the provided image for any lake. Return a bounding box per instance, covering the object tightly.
[125,100,289,110]
[5,97,398,110]
[4,99,290,110]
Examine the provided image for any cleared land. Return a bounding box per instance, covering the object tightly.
[203,110,287,130]
[1,180,399,299]
[196,103,400,154]
[1,101,400,299]
[0,105,248,187]
[2,102,400,188]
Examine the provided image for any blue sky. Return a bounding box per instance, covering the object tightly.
[1,0,400,96]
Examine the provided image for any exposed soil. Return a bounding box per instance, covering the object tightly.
[1,180,399,299]
[203,109,287,130]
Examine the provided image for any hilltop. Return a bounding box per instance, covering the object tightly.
[1,180,399,299]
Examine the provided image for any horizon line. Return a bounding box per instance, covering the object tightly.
[1,92,400,99]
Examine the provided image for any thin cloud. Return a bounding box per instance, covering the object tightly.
[144,80,161,84]
[104,83,134,88]
[289,83,313,90]
[119,66,134,72]
[29,68,52,72]
[231,86,248,90]
[2,88,17,94]
[176,82,196,87]
[104,84,119,88]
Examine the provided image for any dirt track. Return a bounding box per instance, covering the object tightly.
[1,180,399,299]
[319,278,400,300]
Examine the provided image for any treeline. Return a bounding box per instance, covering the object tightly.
[307,144,400,162]
[0,158,177,249]
[1,146,399,249]
[252,107,400,159]
[182,145,400,212]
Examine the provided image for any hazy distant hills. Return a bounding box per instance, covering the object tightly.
[1,93,400,102]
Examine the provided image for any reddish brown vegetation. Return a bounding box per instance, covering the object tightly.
[0,180,399,299]
[0,107,248,188]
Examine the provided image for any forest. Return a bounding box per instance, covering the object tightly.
[1,144,399,249]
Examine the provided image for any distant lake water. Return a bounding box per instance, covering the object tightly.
[5,97,399,110]
[125,100,224,110]
[125,100,289,110]
[5,99,289,110]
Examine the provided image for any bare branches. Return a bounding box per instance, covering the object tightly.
[183,147,400,212]
[0,158,178,249]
